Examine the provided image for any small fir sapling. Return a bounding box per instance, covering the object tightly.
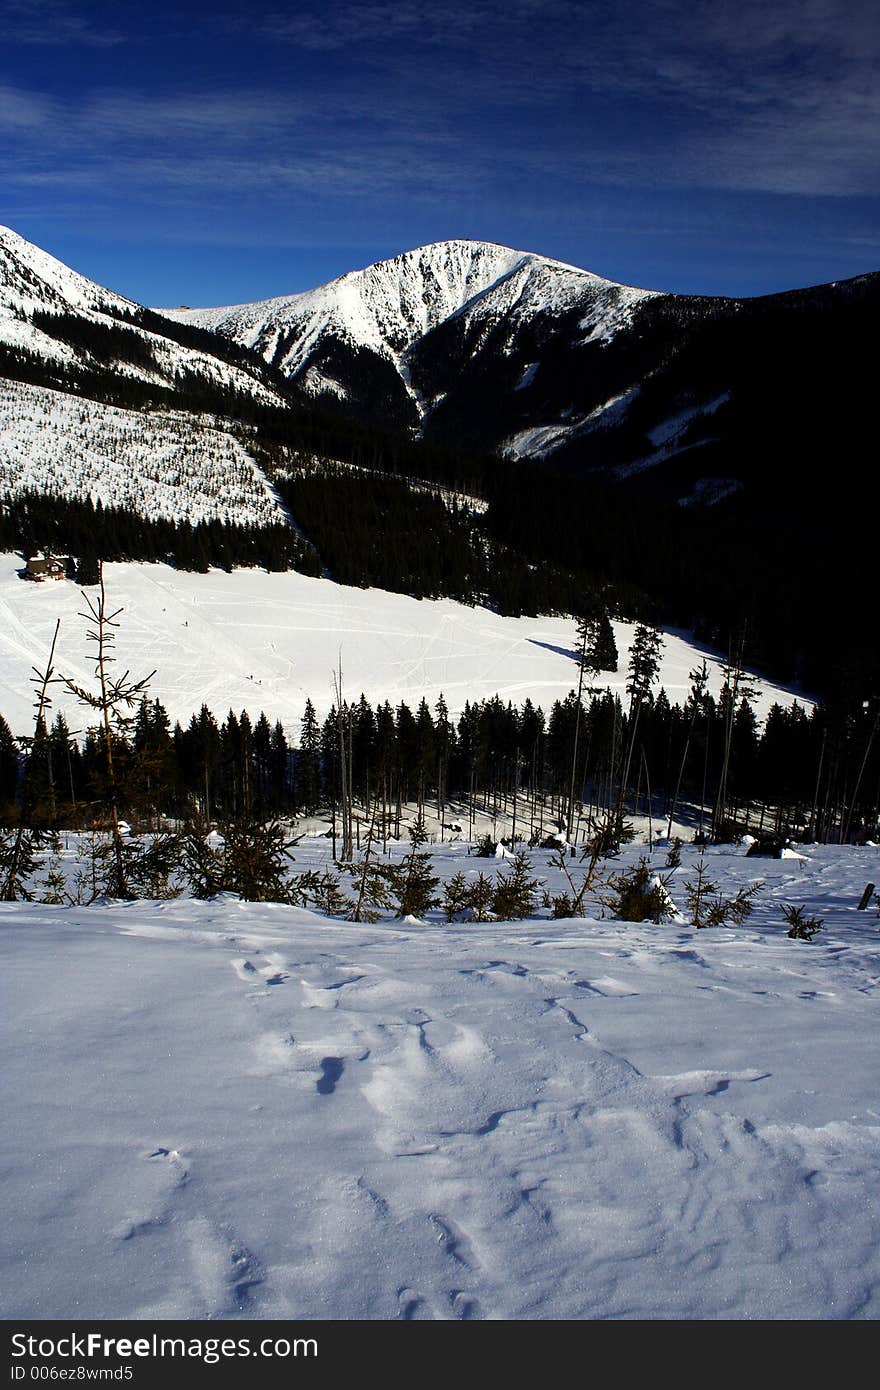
[442,870,471,922]
[547,812,622,918]
[347,807,392,922]
[665,837,682,868]
[606,856,676,923]
[181,811,299,903]
[1,620,62,902]
[384,812,439,917]
[491,849,541,920]
[684,854,762,928]
[295,868,353,917]
[61,565,155,900]
[782,904,823,940]
[465,871,495,922]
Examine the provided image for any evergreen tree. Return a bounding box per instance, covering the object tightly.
[61,566,155,898]
[0,714,19,816]
[298,699,321,815]
[491,850,541,921]
[269,721,289,813]
[620,623,664,815]
[385,812,439,918]
[593,613,619,672]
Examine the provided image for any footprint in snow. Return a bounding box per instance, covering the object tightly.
[397,1287,433,1320]
[450,1290,484,1320]
[316,1056,345,1095]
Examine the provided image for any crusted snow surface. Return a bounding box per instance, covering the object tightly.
[581,283,658,345]
[2,840,879,1320]
[515,362,540,391]
[581,385,642,431]
[504,420,578,461]
[678,477,744,508]
[647,393,731,448]
[0,554,805,737]
[0,381,285,528]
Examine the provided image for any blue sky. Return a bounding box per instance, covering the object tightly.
[2,0,878,305]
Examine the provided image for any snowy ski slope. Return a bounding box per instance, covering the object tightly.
[0,555,805,736]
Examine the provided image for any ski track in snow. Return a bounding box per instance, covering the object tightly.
[2,841,879,1320]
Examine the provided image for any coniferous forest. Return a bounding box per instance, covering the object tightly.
[3,646,877,859]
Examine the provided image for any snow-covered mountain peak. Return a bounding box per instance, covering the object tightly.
[0,224,137,318]
[159,237,651,413]
[162,239,540,359]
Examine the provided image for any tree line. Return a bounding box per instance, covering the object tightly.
[2,673,876,848]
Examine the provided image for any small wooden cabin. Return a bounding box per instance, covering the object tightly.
[25,555,69,582]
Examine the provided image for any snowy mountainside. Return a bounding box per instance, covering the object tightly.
[162,239,660,432]
[160,237,880,498]
[0,379,285,528]
[164,241,537,362]
[0,223,139,318]
[0,225,308,551]
[0,224,288,409]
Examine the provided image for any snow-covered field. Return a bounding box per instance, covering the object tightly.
[2,839,878,1320]
[0,555,804,736]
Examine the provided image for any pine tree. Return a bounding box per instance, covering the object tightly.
[666,659,709,838]
[713,631,757,840]
[465,871,495,922]
[442,870,471,921]
[434,693,453,839]
[61,565,155,898]
[491,850,540,921]
[0,714,19,817]
[181,811,297,902]
[347,805,393,922]
[593,613,619,672]
[2,620,63,901]
[385,812,439,918]
[620,623,664,816]
[607,857,675,923]
[298,698,321,814]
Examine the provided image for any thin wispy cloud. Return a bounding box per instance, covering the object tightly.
[250,0,880,199]
[1,0,123,46]
[2,0,876,299]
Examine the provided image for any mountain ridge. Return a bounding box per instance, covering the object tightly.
[2,226,877,698]
[159,238,660,433]
[154,236,879,484]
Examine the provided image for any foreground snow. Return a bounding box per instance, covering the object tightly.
[2,842,878,1320]
[0,555,804,736]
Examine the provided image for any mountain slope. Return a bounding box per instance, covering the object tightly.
[0,224,306,536]
[0,224,292,412]
[0,552,800,736]
[3,228,877,698]
[162,239,659,432]
[161,239,880,509]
